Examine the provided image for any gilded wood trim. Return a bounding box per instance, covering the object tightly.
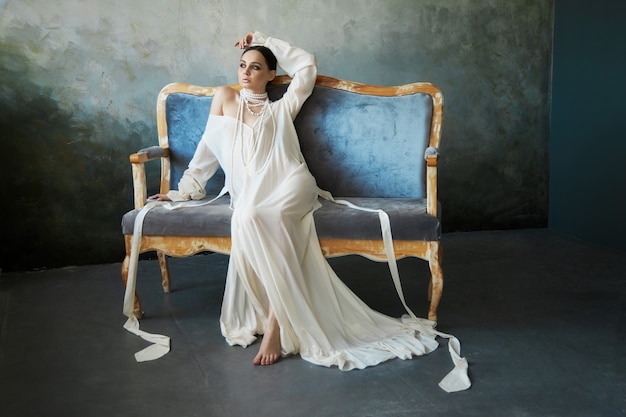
[131,163,147,209]
[124,235,233,257]
[159,153,171,195]
[427,241,443,321]
[318,238,430,262]
[157,251,171,293]
[125,235,431,262]
[157,76,443,98]
[130,152,150,164]
[129,148,169,164]
[426,163,438,217]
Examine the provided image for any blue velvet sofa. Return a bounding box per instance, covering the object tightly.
[121,75,445,321]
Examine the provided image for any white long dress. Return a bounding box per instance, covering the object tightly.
[164,33,469,391]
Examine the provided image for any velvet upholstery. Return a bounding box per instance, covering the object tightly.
[294,86,432,198]
[121,196,441,241]
[164,84,433,198]
[165,93,225,196]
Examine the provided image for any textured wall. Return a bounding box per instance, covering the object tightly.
[0,0,553,271]
[550,0,626,251]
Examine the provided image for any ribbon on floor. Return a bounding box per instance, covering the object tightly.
[123,190,228,362]
[124,191,470,391]
[318,189,471,393]
[123,201,171,362]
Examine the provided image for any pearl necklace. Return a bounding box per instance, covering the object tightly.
[230,91,276,181]
[240,88,268,117]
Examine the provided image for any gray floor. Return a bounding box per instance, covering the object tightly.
[0,229,625,417]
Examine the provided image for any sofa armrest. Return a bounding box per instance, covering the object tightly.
[425,147,439,217]
[130,146,169,163]
[129,146,170,209]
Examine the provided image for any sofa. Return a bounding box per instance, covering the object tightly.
[121,75,445,322]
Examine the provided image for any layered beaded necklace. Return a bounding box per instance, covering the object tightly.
[240,88,269,117]
[231,88,276,179]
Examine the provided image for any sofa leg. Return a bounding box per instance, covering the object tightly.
[157,251,171,293]
[428,279,433,301]
[121,254,144,319]
[427,241,444,322]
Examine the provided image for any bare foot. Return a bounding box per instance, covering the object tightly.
[253,309,281,366]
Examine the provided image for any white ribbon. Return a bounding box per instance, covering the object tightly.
[124,190,470,391]
[123,189,229,362]
[318,189,471,392]
[123,201,171,362]
[123,315,171,362]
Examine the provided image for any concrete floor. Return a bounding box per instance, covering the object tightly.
[0,229,625,417]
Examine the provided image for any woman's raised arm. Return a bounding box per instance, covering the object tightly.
[247,32,317,119]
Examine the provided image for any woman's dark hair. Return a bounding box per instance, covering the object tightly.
[242,46,277,71]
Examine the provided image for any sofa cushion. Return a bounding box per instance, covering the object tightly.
[121,196,440,242]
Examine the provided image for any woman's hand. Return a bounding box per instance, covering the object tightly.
[148,193,171,201]
[234,32,255,49]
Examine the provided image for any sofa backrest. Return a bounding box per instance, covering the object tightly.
[159,76,442,198]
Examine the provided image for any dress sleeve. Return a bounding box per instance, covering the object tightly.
[251,32,317,119]
[166,131,220,201]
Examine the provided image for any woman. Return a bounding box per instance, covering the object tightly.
[151,31,318,366]
[150,32,469,390]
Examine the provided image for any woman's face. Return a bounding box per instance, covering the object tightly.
[238,50,276,93]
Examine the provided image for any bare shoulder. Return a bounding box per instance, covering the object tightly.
[210,86,238,115]
[214,85,238,100]
[213,85,239,116]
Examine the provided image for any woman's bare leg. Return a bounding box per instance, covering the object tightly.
[253,305,281,366]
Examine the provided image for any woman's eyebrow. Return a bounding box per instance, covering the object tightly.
[240,59,263,67]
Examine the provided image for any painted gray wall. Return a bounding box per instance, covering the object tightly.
[0,0,553,271]
[550,0,626,252]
